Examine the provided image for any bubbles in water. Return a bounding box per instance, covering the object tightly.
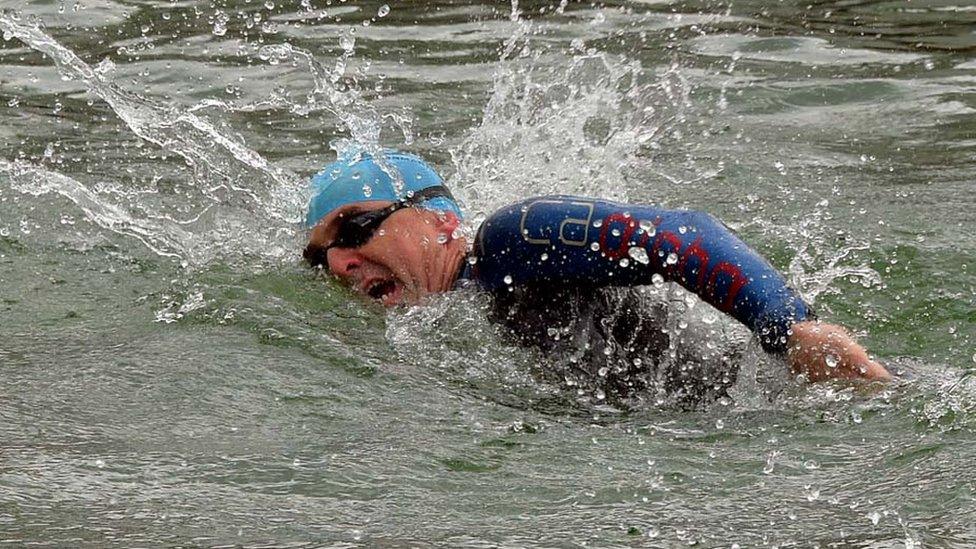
[825,354,839,368]
[377,4,390,17]
[540,252,548,261]
[503,275,513,285]
[618,258,630,267]
[590,242,600,252]
[257,44,293,65]
[666,252,678,265]
[651,273,664,287]
[212,11,229,36]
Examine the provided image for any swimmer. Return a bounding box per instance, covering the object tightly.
[303,150,892,397]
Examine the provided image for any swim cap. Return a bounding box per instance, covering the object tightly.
[305,150,463,228]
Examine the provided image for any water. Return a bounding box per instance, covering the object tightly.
[2,0,975,546]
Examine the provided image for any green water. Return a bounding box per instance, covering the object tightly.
[1,1,975,546]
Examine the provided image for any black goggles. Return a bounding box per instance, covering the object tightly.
[323,185,457,253]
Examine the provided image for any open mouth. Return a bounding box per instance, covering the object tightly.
[366,278,398,302]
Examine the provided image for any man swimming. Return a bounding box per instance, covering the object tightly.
[303,150,891,403]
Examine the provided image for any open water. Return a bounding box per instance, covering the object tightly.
[1,1,975,546]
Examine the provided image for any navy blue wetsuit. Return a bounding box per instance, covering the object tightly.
[460,196,813,405]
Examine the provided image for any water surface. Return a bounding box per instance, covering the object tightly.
[1,0,975,546]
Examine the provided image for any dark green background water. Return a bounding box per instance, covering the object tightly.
[1,1,974,546]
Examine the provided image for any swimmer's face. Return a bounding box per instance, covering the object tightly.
[304,201,464,306]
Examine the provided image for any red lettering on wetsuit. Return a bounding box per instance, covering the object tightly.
[598,213,639,260]
[677,236,710,291]
[597,212,748,312]
[708,262,748,312]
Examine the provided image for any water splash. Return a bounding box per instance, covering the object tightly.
[1,158,193,259]
[0,11,302,223]
[449,19,694,226]
[785,201,883,304]
[0,11,395,265]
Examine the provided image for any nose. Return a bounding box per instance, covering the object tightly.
[326,247,363,280]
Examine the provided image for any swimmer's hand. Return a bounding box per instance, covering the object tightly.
[786,321,893,382]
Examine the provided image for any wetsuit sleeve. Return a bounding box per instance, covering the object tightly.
[470,195,814,354]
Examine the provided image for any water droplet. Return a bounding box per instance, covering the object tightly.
[377,4,390,17]
[628,246,649,265]
[825,354,839,368]
[94,57,116,76]
[651,273,665,287]
[590,242,600,252]
[594,388,606,400]
[467,256,478,265]
[639,219,655,236]
[666,252,678,265]
[867,510,881,525]
[540,253,548,261]
[701,313,717,325]
[597,366,609,377]
[611,228,621,237]
[678,225,687,234]
[339,33,355,53]
[361,184,372,197]
[503,275,513,285]
[715,419,724,430]
[592,219,603,228]
[618,258,630,268]
[436,234,448,244]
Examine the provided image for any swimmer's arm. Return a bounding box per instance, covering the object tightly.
[474,196,891,380]
[786,321,892,382]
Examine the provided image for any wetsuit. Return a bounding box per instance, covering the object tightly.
[462,196,814,406]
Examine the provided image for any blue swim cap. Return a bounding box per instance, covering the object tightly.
[305,150,463,228]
